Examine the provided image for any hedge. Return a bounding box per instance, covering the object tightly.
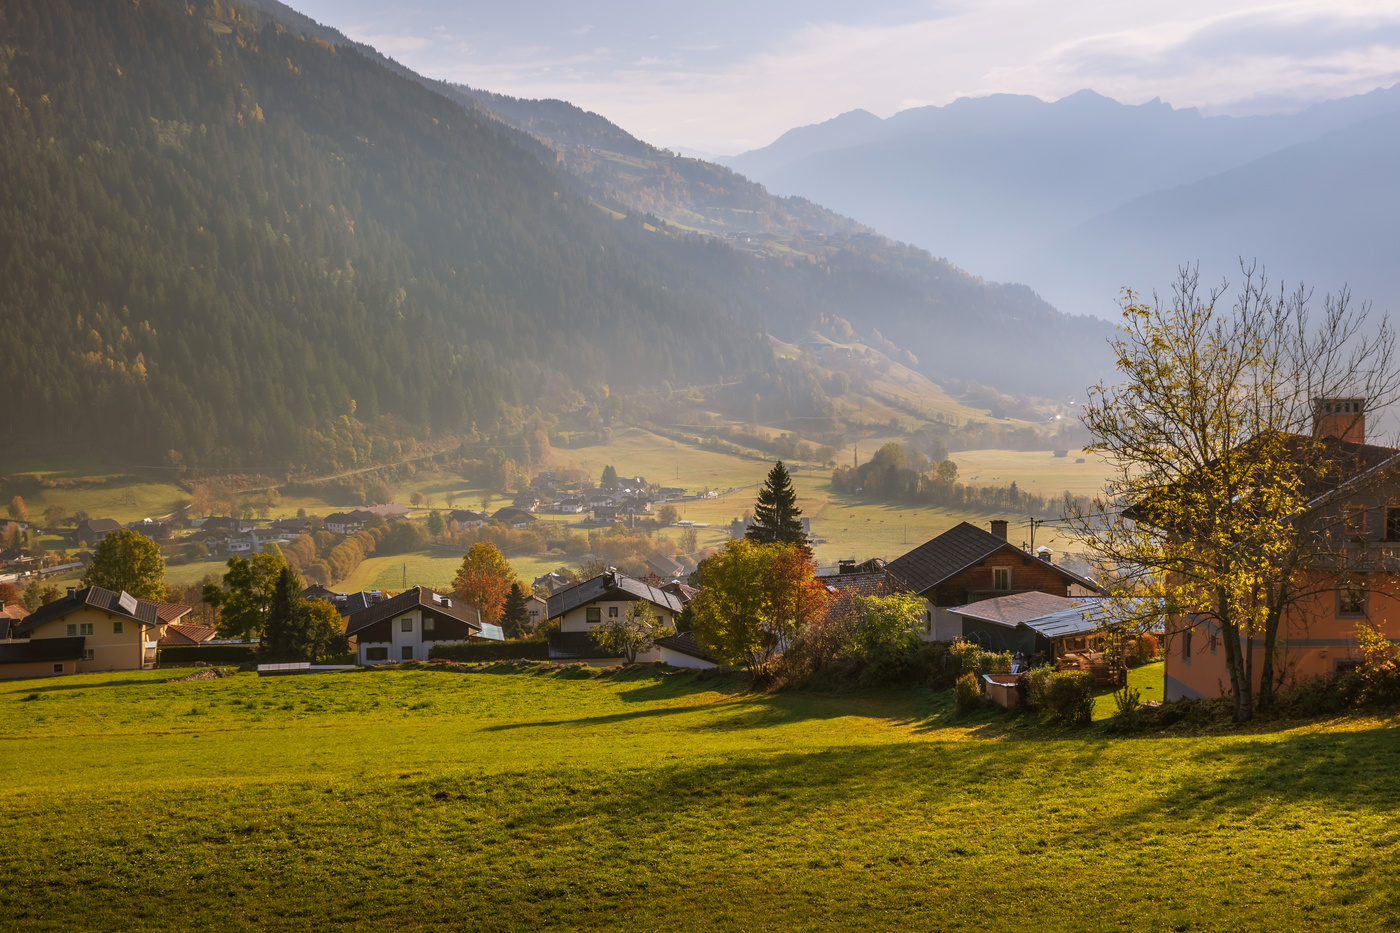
[159,644,257,664]
[429,641,550,662]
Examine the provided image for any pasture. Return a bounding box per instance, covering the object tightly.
[1,665,1396,932]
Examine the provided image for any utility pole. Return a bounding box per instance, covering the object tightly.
[1025,517,1046,552]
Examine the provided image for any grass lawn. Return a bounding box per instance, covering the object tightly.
[1092,661,1166,720]
[3,665,1399,931]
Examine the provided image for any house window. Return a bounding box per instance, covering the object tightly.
[1345,505,1367,537]
[1339,583,1367,617]
[113,621,123,634]
[1209,630,1218,654]
[401,617,413,632]
[401,646,414,660]
[82,649,95,661]
[79,623,94,636]
[1181,628,1193,661]
[366,647,389,661]
[67,624,76,636]
[586,607,601,623]
[52,663,63,674]
[423,617,435,634]
[1389,508,1400,541]
[992,568,1011,591]
[925,610,932,634]
[609,606,620,618]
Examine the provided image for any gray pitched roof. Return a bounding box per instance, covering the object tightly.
[17,586,164,634]
[545,571,684,619]
[344,586,482,638]
[885,522,1015,595]
[0,636,86,664]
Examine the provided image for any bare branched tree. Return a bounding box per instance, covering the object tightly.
[1067,264,1400,721]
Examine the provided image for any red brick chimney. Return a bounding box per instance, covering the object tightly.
[990,520,1008,541]
[1314,398,1366,444]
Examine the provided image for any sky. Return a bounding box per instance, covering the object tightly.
[290,0,1400,155]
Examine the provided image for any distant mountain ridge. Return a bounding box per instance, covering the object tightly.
[724,86,1400,316]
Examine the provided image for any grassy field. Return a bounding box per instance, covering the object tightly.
[3,427,1114,588]
[2,664,1398,932]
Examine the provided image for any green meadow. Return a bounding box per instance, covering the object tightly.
[2,665,1398,932]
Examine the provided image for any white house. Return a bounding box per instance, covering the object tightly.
[344,586,487,665]
[543,570,699,665]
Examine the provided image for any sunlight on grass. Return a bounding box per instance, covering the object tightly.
[3,665,1399,931]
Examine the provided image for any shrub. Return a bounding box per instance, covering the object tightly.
[1023,666,1055,711]
[953,671,984,715]
[1136,632,1159,661]
[1106,686,1142,733]
[159,644,257,664]
[429,641,550,663]
[1044,671,1096,724]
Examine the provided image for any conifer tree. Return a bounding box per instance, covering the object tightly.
[502,582,531,639]
[745,461,806,547]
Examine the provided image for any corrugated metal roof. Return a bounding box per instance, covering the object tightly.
[1022,599,1111,639]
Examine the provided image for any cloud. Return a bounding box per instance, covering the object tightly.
[302,1,1400,152]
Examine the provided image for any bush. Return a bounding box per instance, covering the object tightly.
[953,671,984,714]
[1024,666,1054,711]
[1105,686,1142,733]
[1044,671,1096,724]
[159,644,257,665]
[428,641,550,663]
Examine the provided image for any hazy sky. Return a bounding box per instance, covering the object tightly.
[291,0,1400,154]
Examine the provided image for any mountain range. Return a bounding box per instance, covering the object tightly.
[724,88,1400,317]
[0,0,1113,470]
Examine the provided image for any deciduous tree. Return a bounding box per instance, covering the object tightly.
[689,539,827,677]
[82,528,166,600]
[1068,266,1400,721]
[593,599,672,663]
[203,548,287,640]
[453,541,516,626]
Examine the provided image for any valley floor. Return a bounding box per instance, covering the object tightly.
[2,666,1398,931]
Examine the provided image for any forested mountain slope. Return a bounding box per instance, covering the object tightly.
[0,0,1111,473]
[0,0,768,467]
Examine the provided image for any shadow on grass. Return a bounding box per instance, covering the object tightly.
[479,699,750,732]
[2,676,161,695]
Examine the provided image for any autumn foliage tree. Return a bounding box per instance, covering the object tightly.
[1068,266,1400,721]
[453,541,516,627]
[689,539,827,677]
[82,528,166,601]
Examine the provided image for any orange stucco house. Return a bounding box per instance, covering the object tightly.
[1166,399,1400,700]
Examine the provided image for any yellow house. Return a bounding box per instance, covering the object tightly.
[8,586,191,677]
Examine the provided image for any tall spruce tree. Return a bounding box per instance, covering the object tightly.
[746,461,807,547]
[502,583,530,639]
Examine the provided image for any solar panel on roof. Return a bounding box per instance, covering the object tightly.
[118,591,138,616]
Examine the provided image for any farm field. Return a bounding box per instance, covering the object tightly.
[1,666,1397,932]
[3,433,1111,591]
